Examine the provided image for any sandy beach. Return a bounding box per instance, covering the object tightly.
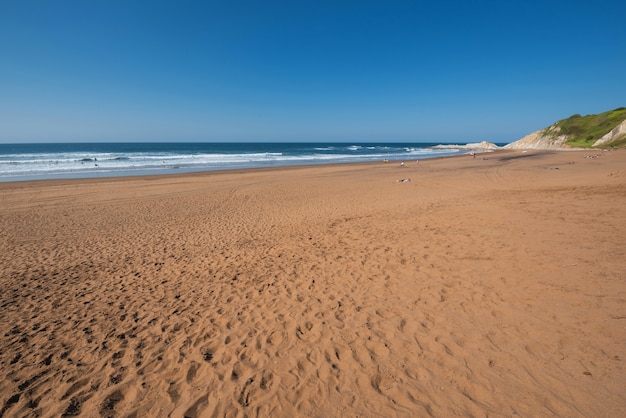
[1,149,625,417]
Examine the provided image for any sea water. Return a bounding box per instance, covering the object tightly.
[0,142,473,182]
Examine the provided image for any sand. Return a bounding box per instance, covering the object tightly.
[1,149,625,417]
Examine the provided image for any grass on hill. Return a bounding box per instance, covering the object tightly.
[549,107,626,148]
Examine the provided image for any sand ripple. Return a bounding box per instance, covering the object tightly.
[1,151,625,417]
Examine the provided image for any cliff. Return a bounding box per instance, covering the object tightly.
[593,119,626,147]
[505,108,626,149]
[503,126,569,149]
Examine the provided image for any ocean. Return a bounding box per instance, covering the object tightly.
[0,142,476,182]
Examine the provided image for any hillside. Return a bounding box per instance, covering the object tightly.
[505,108,626,149]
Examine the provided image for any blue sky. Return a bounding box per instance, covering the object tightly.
[1,0,625,143]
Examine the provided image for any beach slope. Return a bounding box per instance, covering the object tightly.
[1,150,625,417]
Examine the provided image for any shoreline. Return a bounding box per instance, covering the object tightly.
[0,141,472,184]
[0,148,511,187]
[1,148,624,417]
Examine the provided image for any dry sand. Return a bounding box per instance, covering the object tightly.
[1,149,625,417]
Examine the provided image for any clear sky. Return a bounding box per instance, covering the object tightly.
[1,0,625,143]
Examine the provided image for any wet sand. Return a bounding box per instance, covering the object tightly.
[1,149,625,417]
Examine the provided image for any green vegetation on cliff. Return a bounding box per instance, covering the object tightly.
[549,107,626,147]
[606,133,626,148]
